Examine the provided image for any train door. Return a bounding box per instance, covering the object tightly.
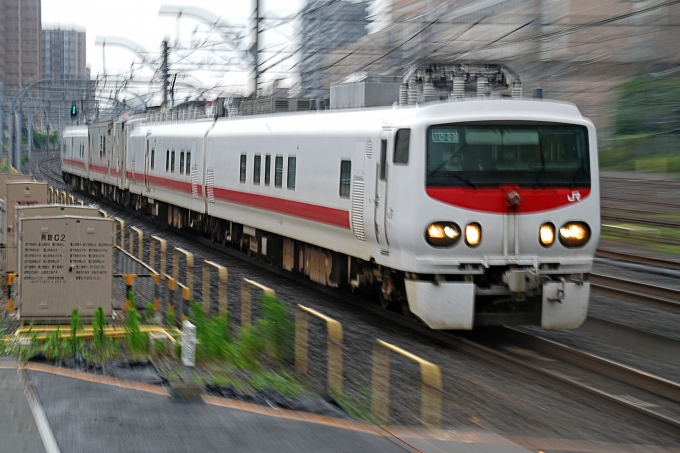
[375,130,392,253]
[144,134,151,191]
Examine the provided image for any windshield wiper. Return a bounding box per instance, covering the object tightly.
[428,172,476,188]
[569,165,588,187]
[534,139,547,187]
[427,145,467,177]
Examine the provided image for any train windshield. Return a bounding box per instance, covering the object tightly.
[427,124,590,188]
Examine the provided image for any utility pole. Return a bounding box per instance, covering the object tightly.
[161,40,169,111]
[15,110,21,173]
[28,114,32,160]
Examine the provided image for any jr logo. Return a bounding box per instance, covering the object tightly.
[567,191,581,202]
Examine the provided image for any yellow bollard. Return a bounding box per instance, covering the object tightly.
[371,339,442,427]
[295,305,343,398]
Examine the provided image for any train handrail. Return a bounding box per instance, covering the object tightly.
[295,304,343,398]
[371,339,442,427]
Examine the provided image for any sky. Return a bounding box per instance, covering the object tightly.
[41,0,308,100]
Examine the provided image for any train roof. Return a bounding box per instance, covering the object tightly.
[129,98,589,138]
[62,126,88,137]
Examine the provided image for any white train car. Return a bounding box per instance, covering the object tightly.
[63,99,600,330]
[127,120,214,220]
[61,126,89,182]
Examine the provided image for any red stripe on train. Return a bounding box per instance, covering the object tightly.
[63,158,86,169]
[212,188,350,229]
[426,186,591,213]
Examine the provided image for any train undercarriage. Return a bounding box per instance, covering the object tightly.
[63,173,582,328]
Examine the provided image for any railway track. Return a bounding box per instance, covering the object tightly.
[39,157,680,436]
[590,273,680,314]
[37,156,66,186]
[596,249,680,270]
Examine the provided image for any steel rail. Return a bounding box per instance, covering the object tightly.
[601,214,680,229]
[500,327,680,403]
[590,273,680,314]
[595,249,680,270]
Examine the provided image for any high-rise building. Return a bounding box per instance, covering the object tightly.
[0,0,42,100]
[297,0,368,97]
[42,29,87,80]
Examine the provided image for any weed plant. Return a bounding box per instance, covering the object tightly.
[145,302,156,324]
[43,327,66,362]
[92,306,107,364]
[124,303,148,360]
[152,339,165,357]
[249,371,305,397]
[69,308,84,356]
[259,294,294,363]
[189,301,231,362]
[166,310,177,329]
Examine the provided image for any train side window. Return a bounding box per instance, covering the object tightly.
[166,150,170,172]
[240,154,247,183]
[265,155,271,186]
[275,155,283,188]
[151,149,155,170]
[171,150,175,173]
[180,151,185,175]
[186,152,191,172]
[393,129,410,165]
[287,156,296,190]
[253,155,261,185]
[339,160,351,198]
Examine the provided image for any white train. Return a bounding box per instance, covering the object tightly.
[61,99,600,329]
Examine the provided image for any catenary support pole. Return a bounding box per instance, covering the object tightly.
[27,114,32,160]
[14,111,21,172]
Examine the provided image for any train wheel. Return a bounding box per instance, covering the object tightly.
[379,291,393,310]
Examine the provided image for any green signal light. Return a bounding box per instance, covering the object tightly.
[71,104,77,116]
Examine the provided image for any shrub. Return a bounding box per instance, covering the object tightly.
[259,294,294,363]
[92,306,107,364]
[69,309,84,356]
[145,302,156,324]
[124,305,148,359]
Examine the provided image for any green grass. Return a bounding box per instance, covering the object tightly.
[600,232,680,255]
[249,371,307,397]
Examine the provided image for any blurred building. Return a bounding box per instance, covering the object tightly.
[0,0,42,100]
[296,0,369,97]
[40,29,93,131]
[42,29,87,80]
[318,0,680,139]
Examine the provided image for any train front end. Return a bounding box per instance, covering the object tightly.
[400,100,599,330]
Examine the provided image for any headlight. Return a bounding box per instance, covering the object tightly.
[559,222,590,247]
[465,223,482,247]
[539,223,555,246]
[425,222,460,247]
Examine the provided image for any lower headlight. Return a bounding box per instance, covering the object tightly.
[425,222,461,247]
[539,223,555,246]
[559,222,590,247]
[465,223,482,247]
